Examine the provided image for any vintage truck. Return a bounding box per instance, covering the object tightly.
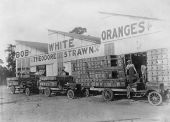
[69,48,170,106]
[7,74,81,97]
[38,76,81,97]
[7,48,170,105]
[7,74,39,96]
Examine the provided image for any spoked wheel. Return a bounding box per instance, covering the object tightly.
[67,89,75,99]
[10,86,15,94]
[102,89,114,101]
[84,89,90,97]
[148,91,163,106]
[44,87,51,97]
[25,88,31,96]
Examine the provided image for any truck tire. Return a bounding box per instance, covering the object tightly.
[44,87,51,97]
[148,91,162,106]
[25,88,31,96]
[67,89,75,99]
[102,88,114,101]
[10,86,15,94]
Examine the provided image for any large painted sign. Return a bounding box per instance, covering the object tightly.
[48,38,74,52]
[30,53,57,66]
[63,45,99,58]
[48,34,96,53]
[15,50,30,58]
[101,20,161,42]
[56,44,103,62]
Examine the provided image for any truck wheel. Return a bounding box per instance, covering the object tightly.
[10,86,15,94]
[84,89,90,97]
[44,87,51,97]
[148,91,162,106]
[102,89,114,101]
[67,89,75,99]
[25,88,31,96]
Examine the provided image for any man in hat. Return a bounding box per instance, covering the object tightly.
[126,60,138,85]
[58,66,69,90]
[59,66,69,76]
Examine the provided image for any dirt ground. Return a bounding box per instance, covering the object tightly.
[0,85,170,122]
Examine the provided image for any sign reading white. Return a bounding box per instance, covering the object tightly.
[48,38,75,52]
[101,21,151,42]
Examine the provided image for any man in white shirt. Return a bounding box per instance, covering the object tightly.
[141,64,147,83]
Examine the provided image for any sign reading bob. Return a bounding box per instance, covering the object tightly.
[15,50,30,58]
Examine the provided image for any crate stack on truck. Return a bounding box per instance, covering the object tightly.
[71,55,126,89]
[147,48,170,88]
[7,77,19,87]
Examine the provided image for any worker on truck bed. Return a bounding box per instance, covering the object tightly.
[59,66,69,76]
[141,63,147,83]
[126,60,138,85]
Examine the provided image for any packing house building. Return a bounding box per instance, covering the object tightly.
[15,19,169,77]
[15,30,103,77]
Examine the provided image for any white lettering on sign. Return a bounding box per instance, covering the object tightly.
[101,21,148,42]
[32,53,56,63]
[63,45,99,58]
[15,50,29,58]
[48,38,75,52]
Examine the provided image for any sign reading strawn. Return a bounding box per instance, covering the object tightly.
[101,21,147,42]
[63,45,99,58]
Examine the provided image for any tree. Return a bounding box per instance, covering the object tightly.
[5,44,16,77]
[69,27,87,34]
[0,65,9,85]
[0,59,3,64]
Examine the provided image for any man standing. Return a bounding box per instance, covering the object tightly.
[126,60,138,98]
[141,63,147,83]
[126,60,138,84]
[59,66,69,76]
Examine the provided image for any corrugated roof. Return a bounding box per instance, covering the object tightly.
[48,29,101,44]
[15,40,48,53]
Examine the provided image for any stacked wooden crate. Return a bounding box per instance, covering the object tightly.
[147,48,170,85]
[71,55,126,88]
[39,76,74,88]
[7,77,19,86]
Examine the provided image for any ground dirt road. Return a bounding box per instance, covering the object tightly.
[0,85,170,122]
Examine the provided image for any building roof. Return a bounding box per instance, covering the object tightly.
[15,40,48,52]
[48,29,101,44]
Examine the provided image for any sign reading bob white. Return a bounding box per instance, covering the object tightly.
[101,21,153,42]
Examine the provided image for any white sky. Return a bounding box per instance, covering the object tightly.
[0,0,170,66]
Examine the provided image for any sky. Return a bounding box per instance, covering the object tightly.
[0,0,170,66]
